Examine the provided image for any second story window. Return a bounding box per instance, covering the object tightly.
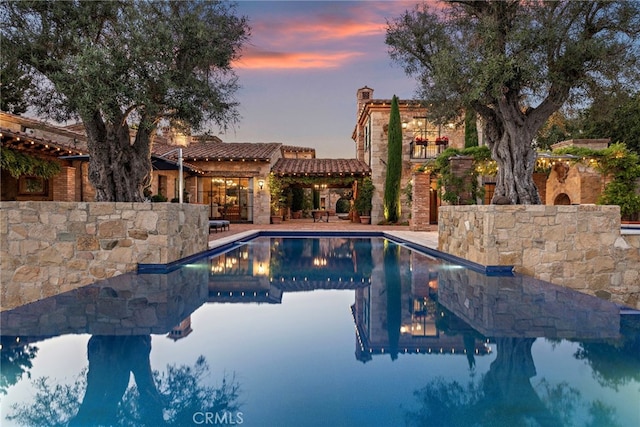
[408,117,449,160]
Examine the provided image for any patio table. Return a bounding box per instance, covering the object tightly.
[311,210,329,223]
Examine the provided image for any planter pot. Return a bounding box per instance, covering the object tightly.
[292,211,302,219]
[271,215,282,224]
[360,216,371,224]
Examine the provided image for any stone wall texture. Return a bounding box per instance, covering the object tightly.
[546,163,605,205]
[365,108,464,224]
[438,205,640,309]
[0,201,210,311]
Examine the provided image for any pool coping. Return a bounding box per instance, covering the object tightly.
[137,230,514,276]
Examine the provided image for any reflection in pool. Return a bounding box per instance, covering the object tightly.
[1,236,639,426]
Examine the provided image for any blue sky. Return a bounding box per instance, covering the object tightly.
[221,0,423,158]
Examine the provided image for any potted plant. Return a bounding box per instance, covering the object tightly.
[414,136,428,145]
[269,174,284,223]
[354,177,375,224]
[150,193,167,202]
[291,187,304,219]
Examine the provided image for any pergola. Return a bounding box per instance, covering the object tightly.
[269,157,372,216]
[270,158,371,187]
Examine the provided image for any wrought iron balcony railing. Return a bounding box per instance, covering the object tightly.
[410,140,449,159]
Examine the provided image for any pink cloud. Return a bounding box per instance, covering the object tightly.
[289,21,382,42]
[235,1,421,71]
[234,48,363,70]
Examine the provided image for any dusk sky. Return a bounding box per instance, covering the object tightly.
[222,0,423,159]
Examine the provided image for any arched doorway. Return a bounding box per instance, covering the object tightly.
[554,193,571,205]
[335,196,351,214]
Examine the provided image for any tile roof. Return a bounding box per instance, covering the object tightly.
[153,141,281,161]
[0,127,87,157]
[271,158,371,177]
[282,144,315,152]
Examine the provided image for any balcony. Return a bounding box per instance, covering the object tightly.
[410,138,449,160]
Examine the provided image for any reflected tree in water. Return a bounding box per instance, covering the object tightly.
[573,326,640,391]
[71,335,162,426]
[384,241,402,361]
[482,338,563,426]
[353,238,373,278]
[0,337,38,395]
[434,304,486,371]
[6,335,240,426]
[405,337,621,427]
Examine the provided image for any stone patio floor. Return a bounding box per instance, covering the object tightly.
[208,217,439,251]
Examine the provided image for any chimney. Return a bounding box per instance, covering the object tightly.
[356,86,374,118]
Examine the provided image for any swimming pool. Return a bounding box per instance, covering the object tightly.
[1,234,639,426]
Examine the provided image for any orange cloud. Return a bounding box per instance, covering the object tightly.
[234,1,422,71]
[265,20,385,45]
[234,49,363,70]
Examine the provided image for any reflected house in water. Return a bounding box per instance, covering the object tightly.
[206,237,492,364]
[352,246,491,363]
[167,316,193,341]
[207,241,279,304]
[207,237,372,305]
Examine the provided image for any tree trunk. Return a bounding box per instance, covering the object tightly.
[83,111,152,202]
[479,95,545,205]
[490,128,541,205]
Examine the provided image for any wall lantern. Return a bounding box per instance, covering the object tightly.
[402,121,408,129]
[258,179,265,190]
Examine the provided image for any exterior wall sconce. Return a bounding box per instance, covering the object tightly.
[258,179,264,190]
[402,121,408,129]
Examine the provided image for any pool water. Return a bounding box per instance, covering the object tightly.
[1,236,639,426]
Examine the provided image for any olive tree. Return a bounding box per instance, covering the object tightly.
[386,0,640,204]
[0,59,31,114]
[1,1,249,201]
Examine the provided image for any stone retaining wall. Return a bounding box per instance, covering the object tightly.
[438,205,640,309]
[1,201,209,311]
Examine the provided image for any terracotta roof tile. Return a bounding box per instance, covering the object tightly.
[153,141,281,161]
[271,158,371,177]
[282,144,315,152]
[0,127,87,156]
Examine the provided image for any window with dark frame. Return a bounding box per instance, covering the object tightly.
[18,176,48,195]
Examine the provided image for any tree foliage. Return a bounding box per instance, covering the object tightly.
[579,92,640,155]
[1,148,62,179]
[5,355,240,427]
[354,177,375,216]
[268,173,284,215]
[0,338,38,396]
[464,109,478,148]
[1,1,250,201]
[428,146,492,204]
[596,144,640,219]
[0,58,31,114]
[387,0,640,204]
[549,143,640,219]
[384,95,403,222]
[536,92,640,154]
[535,109,580,150]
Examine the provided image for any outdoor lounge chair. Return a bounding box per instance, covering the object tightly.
[209,220,230,233]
